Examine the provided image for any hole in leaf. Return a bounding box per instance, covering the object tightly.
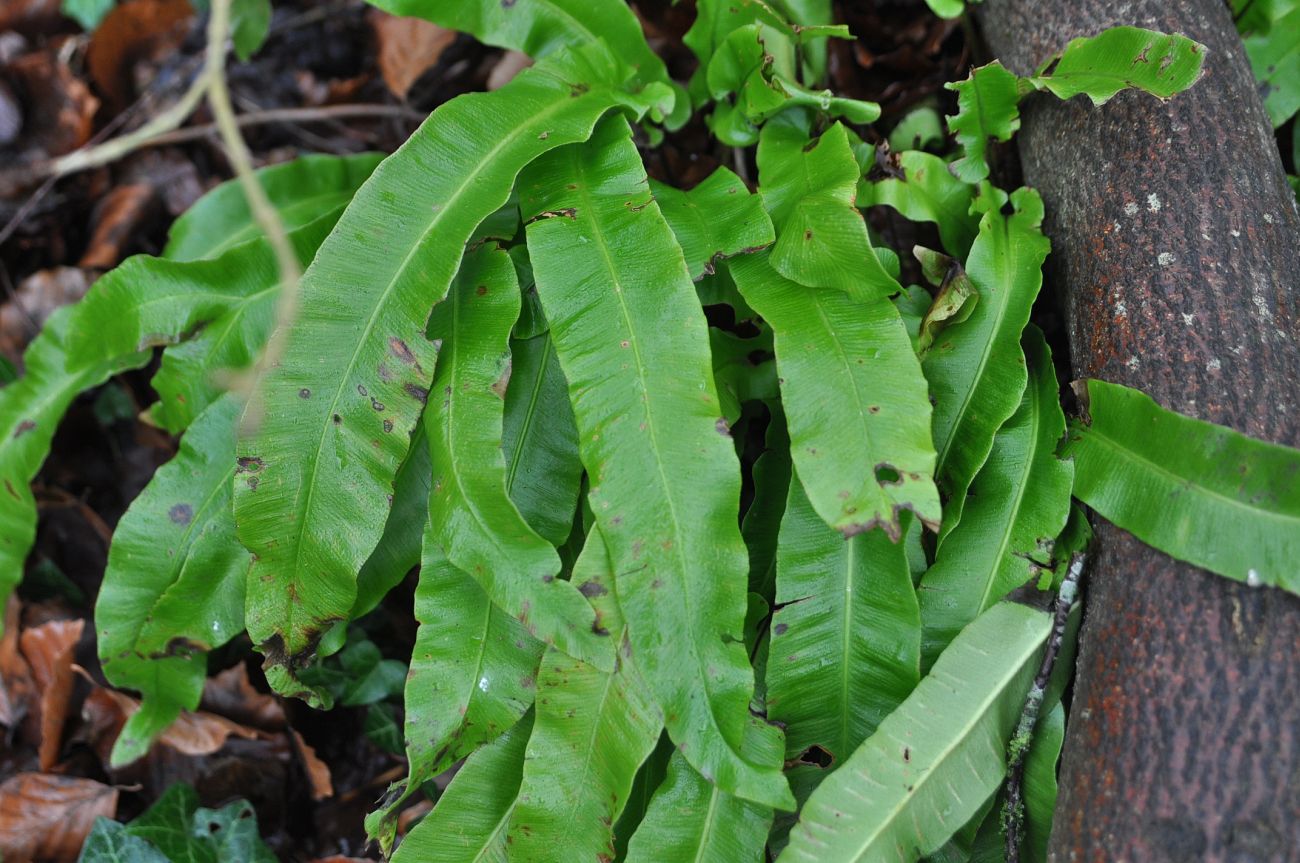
[798,744,834,768]
[875,464,902,485]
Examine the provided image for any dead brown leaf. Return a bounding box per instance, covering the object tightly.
[0,598,35,730]
[200,663,285,731]
[19,618,84,771]
[0,266,93,366]
[86,0,193,109]
[79,183,156,269]
[93,687,266,760]
[0,773,117,863]
[368,9,456,99]
[487,50,532,91]
[0,0,62,36]
[5,46,99,157]
[290,727,334,801]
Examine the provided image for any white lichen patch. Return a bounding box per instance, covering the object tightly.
[1206,357,1221,372]
[1147,193,1162,212]
[1264,213,1274,224]
[1157,252,1177,266]
[1123,201,1139,217]
[1182,313,1195,326]
[1247,569,1263,588]
[1231,229,1241,238]
[1126,356,1140,370]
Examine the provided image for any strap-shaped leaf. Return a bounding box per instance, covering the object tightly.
[757,116,901,299]
[373,545,541,850]
[924,187,1050,542]
[919,328,1072,666]
[625,716,785,863]
[1245,8,1300,126]
[233,43,671,693]
[425,242,610,667]
[1063,379,1300,590]
[767,476,921,769]
[859,150,978,258]
[731,251,939,536]
[778,601,1051,863]
[946,62,1026,185]
[351,421,430,620]
[0,310,146,608]
[96,396,248,766]
[163,153,382,262]
[1029,27,1207,106]
[500,332,582,547]
[366,0,668,86]
[391,711,534,863]
[149,220,335,434]
[521,114,792,809]
[652,167,775,281]
[507,532,662,860]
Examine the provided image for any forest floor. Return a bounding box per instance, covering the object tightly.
[0,1,969,859]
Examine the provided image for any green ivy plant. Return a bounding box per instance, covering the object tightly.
[3,2,1299,861]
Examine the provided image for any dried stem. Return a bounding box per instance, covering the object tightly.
[1003,552,1086,862]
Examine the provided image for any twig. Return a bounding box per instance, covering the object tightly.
[1003,552,1086,863]
[87,104,424,150]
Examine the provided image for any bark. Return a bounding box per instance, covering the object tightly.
[976,1,1300,860]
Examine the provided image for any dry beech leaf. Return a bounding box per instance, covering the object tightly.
[200,664,285,730]
[86,0,193,108]
[0,598,35,729]
[0,267,94,366]
[80,184,156,269]
[487,50,533,91]
[19,618,84,771]
[289,727,334,801]
[5,48,99,157]
[0,773,118,863]
[94,686,265,753]
[368,9,456,99]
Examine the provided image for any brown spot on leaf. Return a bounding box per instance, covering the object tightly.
[236,456,264,473]
[168,503,193,525]
[405,383,430,402]
[578,580,608,598]
[13,420,35,439]
[298,388,311,399]
[774,622,788,635]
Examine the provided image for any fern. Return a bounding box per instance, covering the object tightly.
[8,1,1296,860]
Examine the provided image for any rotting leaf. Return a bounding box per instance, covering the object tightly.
[0,773,118,863]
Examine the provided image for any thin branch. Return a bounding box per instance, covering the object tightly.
[1003,552,1086,863]
[140,103,424,148]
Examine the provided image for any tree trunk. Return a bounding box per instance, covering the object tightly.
[975,1,1300,860]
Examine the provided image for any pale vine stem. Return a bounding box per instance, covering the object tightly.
[203,0,300,399]
[1003,551,1087,862]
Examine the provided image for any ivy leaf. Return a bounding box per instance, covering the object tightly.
[766,476,921,783]
[78,819,171,863]
[233,43,671,699]
[757,116,901,299]
[924,0,966,19]
[96,396,248,767]
[521,114,792,809]
[625,717,785,863]
[1030,26,1208,106]
[731,251,939,537]
[945,61,1026,185]
[366,0,669,87]
[652,167,775,281]
[1062,379,1300,591]
[164,153,382,263]
[859,150,979,258]
[391,712,534,863]
[425,242,610,668]
[124,785,212,863]
[779,601,1051,862]
[924,187,1050,544]
[918,327,1073,668]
